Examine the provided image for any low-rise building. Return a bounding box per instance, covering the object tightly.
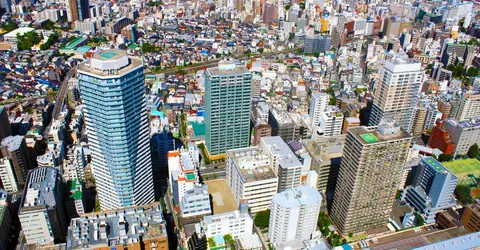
[460,204,480,232]
[199,201,253,237]
[179,184,211,224]
[67,203,168,249]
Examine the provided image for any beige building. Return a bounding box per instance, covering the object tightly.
[330,123,412,234]
[342,117,360,134]
[304,135,346,198]
[369,58,424,132]
[455,93,480,122]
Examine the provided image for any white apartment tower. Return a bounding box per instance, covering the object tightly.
[260,136,303,193]
[317,105,344,137]
[268,186,322,245]
[226,146,278,213]
[369,57,424,132]
[309,92,330,127]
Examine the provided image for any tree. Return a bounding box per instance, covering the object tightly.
[348,232,353,238]
[224,234,234,246]
[438,154,454,162]
[285,4,290,10]
[328,96,337,105]
[468,144,479,159]
[467,67,480,77]
[296,48,303,54]
[2,20,18,32]
[215,53,221,58]
[414,213,425,226]
[142,42,158,53]
[17,31,41,50]
[313,51,320,57]
[254,209,270,228]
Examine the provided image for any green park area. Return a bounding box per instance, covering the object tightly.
[443,158,480,180]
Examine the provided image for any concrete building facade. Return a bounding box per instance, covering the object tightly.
[331,123,412,234]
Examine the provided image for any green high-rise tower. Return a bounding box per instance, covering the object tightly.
[204,63,252,156]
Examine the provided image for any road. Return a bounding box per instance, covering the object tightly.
[200,165,226,180]
[156,47,300,75]
[42,67,77,139]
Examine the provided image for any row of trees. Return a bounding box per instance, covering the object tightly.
[437,144,479,162]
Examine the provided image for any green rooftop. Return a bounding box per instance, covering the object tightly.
[360,133,378,143]
[186,173,196,181]
[62,36,87,50]
[128,43,139,50]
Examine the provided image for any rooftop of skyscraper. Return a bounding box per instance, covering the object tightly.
[67,203,167,249]
[227,147,277,182]
[272,186,321,208]
[304,135,346,165]
[1,135,23,151]
[78,49,142,76]
[20,167,59,211]
[206,63,249,76]
[349,124,412,144]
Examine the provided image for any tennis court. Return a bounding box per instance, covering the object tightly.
[443,158,480,180]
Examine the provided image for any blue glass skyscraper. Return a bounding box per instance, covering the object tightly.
[78,50,154,210]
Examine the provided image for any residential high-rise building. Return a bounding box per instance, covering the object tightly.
[204,63,252,156]
[226,146,278,213]
[0,107,11,142]
[331,123,412,234]
[309,92,330,127]
[0,158,19,192]
[66,0,89,22]
[263,4,278,25]
[443,118,480,156]
[78,50,154,210]
[303,34,332,54]
[304,135,346,200]
[0,135,33,188]
[455,93,480,122]
[150,128,176,198]
[268,107,295,142]
[369,57,424,132]
[260,136,303,193]
[428,120,456,155]
[19,167,67,245]
[268,186,322,245]
[402,157,458,223]
[167,146,200,204]
[316,106,344,137]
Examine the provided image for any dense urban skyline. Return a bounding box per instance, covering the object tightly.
[0,0,479,249]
